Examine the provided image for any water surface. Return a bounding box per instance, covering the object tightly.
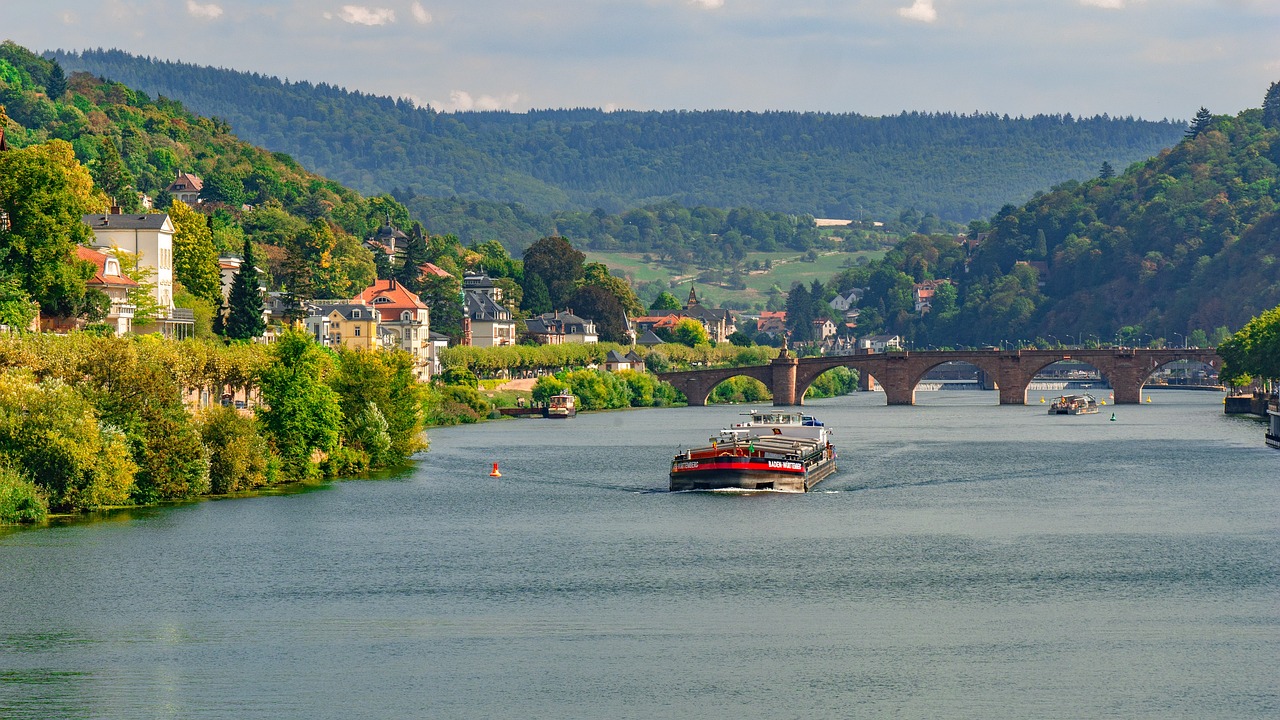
[2,390,1276,719]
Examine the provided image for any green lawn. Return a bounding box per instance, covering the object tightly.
[586,249,885,311]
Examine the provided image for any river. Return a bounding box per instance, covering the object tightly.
[1,390,1276,719]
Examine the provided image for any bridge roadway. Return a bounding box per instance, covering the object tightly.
[658,347,1221,407]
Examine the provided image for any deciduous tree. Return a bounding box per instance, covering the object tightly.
[168,199,223,306]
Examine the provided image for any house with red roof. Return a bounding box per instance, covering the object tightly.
[76,246,138,336]
[351,279,433,379]
[166,171,203,205]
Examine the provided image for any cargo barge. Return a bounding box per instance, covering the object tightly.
[670,410,836,492]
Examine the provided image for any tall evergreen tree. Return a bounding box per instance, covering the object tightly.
[521,272,552,315]
[45,60,66,100]
[1185,107,1212,139]
[395,223,431,294]
[226,238,265,341]
[1263,81,1280,130]
[1098,161,1114,180]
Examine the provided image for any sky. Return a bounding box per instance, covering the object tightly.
[3,0,1278,120]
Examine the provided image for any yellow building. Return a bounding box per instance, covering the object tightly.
[303,302,379,350]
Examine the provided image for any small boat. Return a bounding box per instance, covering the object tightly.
[1049,393,1100,415]
[1267,408,1280,449]
[544,393,576,418]
[670,410,837,492]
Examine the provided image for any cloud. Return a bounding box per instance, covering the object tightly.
[60,11,76,24]
[898,0,937,23]
[186,0,224,20]
[410,2,432,24]
[324,5,397,25]
[1079,0,1125,8]
[432,90,521,112]
[689,0,725,9]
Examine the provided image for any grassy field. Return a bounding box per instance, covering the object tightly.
[585,249,886,311]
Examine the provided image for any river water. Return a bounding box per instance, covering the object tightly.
[1,390,1276,719]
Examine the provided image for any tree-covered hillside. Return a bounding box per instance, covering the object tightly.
[833,84,1280,346]
[51,48,1185,222]
[0,41,439,331]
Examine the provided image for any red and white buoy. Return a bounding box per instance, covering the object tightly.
[489,462,502,477]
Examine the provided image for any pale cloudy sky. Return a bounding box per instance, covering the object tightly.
[4,0,1278,119]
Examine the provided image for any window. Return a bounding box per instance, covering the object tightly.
[352,309,361,319]
[355,326,361,337]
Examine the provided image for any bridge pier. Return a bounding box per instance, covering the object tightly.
[771,353,799,406]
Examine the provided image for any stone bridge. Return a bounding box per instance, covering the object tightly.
[658,348,1220,406]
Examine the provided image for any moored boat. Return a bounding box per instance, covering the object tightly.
[670,410,837,492]
[545,393,576,418]
[1049,394,1099,415]
[1267,408,1280,449]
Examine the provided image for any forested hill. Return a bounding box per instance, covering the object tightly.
[52,48,1185,222]
[834,87,1280,347]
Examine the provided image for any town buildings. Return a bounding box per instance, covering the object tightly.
[525,310,598,344]
[462,272,517,347]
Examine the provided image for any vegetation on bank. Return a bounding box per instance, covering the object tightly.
[1217,304,1280,388]
[0,329,425,524]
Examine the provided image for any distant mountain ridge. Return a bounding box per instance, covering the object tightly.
[52,48,1186,223]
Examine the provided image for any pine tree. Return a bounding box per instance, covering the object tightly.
[226,238,265,341]
[1098,161,1114,180]
[1185,107,1212,139]
[45,61,66,100]
[395,224,431,294]
[1263,81,1280,130]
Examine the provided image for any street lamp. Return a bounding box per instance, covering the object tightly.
[1173,332,1185,349]
[1045,334,1059,349]
[1140,333,1153,348]
[1088,334,1099,348]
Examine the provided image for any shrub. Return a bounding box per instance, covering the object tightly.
[198,406,272,494]
[0,463,48,524]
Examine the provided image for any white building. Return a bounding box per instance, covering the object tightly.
[82,209,193,339]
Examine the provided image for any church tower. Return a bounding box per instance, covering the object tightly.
[686,285,699,309]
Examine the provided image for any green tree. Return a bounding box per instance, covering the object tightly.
[0,140,101,317]
[90,136,134,207]
[521,272,552,315]
[568,284,630,344]
[198,405,273,494]
[1185,107,1212,139]
[1263,81,1280,130]
[0,274,38,330]
[1098,161,1114,180]
[256,328,343,478]
[329,347,425,466]
[0,463,47,524]
[226,237,266,341]
[581,261,643,316]
[671,317,709,347]
[649,291,682,312]
[168,199,223,306]
[1218,305,1280,386]
[44,59,66,99]
[523,236,584,309]
[0,369,137,512]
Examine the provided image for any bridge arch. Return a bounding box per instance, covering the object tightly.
[658,365,774,407]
